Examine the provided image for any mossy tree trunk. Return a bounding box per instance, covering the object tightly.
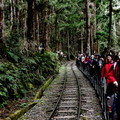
[85,0,91,56]
[42,0,48,51]
[33,0,39,46]
[55,16,59,52]
[0,0,6,56]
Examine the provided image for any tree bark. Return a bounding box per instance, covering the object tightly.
[15,0,19,30]
[97,40,100,54]
[27,0,34,42]
[55,16,59,52]
[67,30,70,60]
[0,0,6,55]
[91,26,94,54]
[119,21,120,47]
[93,0,96,53]
[47,7,53,51]
[42,0,48,51]
[33,0,39,45]
[11,0,17,30]
[107,0,112,54]
[81,30,83,54]
[74,35,77,54]
[21,0,26,40]
[85,0,91,56]
[113,18,116,55]
[8,0,13,30]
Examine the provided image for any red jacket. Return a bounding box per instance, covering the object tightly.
[84,57,89,63]
[101,60,116,84]
[115,61,120,82]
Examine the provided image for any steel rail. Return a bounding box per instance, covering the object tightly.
[48,63,67,120]
[71,63,81,120]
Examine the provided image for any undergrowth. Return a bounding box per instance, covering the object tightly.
[0,51,60,108]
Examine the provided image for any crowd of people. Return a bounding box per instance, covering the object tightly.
[75,53,120,119]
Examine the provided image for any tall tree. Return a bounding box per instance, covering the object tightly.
[67,30,70,60]
[33,0,39,45]
[93,0,97,54]
[107,0,112,54]
[0,0,6,55]
[42,0,48,51]
[21,0,26,40]
[8,0,13,30]
[119,21,120,47]
[113,18,117,55]
[81,30,83,54]
[85,0,91,55]
[55,16,59,52]
[15,0,19,30]
[27,0,33,42]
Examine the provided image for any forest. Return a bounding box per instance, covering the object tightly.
[0,0,120,118]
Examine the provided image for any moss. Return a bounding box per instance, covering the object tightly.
[34,76,53,100]
[8,103,36,120]
[4,117,11,120]
[28,83,34,89]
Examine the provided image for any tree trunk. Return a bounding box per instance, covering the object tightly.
[93,0,96,53]
[47,7,53,51]
[91,26,94,54]
[107,0,112,54]
[119,21,120,47]
[33,0,39,45]
[67,30,70,60]
[55,16,59,52]
[97,40,100,54]
[8,0,13,30]
[16,0,19,30]
[27,0,33,42]
[12,0,16,22]
[74,35,77,54]
[81,30,83,54]
[11,0,16,30]
[0,0,6,55]
[42,0,48,51]
[86,0,91,56]
[113,18,116,55]
[21,0,26,40]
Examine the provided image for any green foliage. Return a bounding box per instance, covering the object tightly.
[0,52,60,108]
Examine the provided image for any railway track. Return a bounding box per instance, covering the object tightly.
[48,62,81,120]
[18,61,103,120]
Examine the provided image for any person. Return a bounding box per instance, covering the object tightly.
[38,43,43,51]
[115,53,120,119]
[97,55,104,81]
[88,55,94,76]
[101,54,118,98]
[83,54,89,71]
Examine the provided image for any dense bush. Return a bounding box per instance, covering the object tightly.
[0,51,60,108]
